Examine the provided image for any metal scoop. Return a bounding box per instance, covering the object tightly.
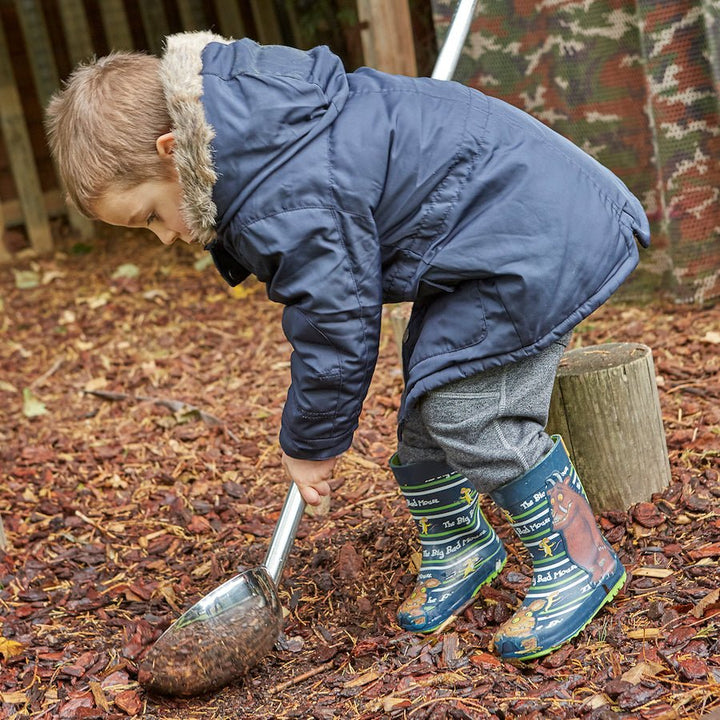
[138,483,305,696]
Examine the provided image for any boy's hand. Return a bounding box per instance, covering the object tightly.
[282,452,337,506]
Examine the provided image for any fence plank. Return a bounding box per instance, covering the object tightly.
[14,0,59,104]
[53,0,98,238]
[2,191,64,227]
[249,0,283,44]
[356,0,417,75]
[15,0,93,239]
[58,0,94,64]
[138,0,170,55]
[0,17,53,255]
[283,1,305,47]
[0,199,11,263]
[212,0,246,38]
[176,0,208,32]
[98,0,133,50]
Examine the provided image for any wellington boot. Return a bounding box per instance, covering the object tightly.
[490,436,626,660]
[390,455,506,633]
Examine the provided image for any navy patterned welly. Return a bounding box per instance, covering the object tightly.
[490,436,626,660]
[390,455,507,633]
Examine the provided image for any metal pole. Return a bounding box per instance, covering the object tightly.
[431,0,479,81]
[262,482,306,584]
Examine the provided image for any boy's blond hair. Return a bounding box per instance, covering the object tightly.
[45,52,172,218]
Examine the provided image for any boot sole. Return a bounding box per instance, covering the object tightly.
[416,553,508,635]
[500,570,627,661]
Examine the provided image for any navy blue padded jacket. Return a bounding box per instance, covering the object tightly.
[161,34,650,460]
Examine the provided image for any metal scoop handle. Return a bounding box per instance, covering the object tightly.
[262,482,306,584]
[432,0,479,81]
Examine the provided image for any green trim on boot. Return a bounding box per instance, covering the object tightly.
[390,454,507,633]
[490,436,626,660]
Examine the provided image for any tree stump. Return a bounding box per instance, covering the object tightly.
[547,343,671,512]
[388,303,412,355]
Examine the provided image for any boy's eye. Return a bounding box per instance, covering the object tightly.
[146,212,157,227]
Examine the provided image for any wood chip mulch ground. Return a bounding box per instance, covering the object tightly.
[1,228,718,720]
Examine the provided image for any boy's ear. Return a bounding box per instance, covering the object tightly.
[156,132,175,158]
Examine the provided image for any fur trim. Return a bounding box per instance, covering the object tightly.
[160,32,231,247]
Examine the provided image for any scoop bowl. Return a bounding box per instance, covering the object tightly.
[138,567,282,696]
[139,483,306,696]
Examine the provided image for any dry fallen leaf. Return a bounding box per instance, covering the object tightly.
[88,681,112,713]
[12,269,40,289]
[0,690,28,704]
[582,693,611,711]
[691,588,720,619]
[633,567,674,578]
[626,628,663,640]
[344,669,381,688]
[621,660,664,684]
[111,263,140,280]
[84,377,108,392]
[22,388,47,417]
[0,637,24,661]
[383,696,412,712]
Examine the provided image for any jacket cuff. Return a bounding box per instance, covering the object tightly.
[279,426,354,460]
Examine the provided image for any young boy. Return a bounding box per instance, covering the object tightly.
[46,32,649,660]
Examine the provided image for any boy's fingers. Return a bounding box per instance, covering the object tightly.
[297,483,321,506]
[295,479,331,506]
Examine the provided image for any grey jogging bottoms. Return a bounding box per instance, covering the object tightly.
[397,334,572,494]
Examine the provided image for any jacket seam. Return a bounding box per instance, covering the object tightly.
[347,88,468,102]
[413,98,480,275]
[328,104,336,207]
[328,207,373,418]
[287,306,342,423]
[489,278,528,356]
[239,205,371,232]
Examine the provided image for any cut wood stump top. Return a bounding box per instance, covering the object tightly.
[557,342,651,374]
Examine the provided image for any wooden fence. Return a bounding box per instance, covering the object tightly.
[0,0,421,262]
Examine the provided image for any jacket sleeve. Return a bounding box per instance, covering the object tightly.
[233,207,382,459]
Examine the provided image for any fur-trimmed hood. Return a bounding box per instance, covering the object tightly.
[160,32,230,247]
[159,32,350,248]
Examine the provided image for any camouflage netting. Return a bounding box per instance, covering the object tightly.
[432,0,720,303]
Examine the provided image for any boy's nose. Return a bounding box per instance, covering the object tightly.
[155,228,176,246]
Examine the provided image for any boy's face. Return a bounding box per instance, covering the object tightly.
[93,175,193,246]
[93,133,193,246]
